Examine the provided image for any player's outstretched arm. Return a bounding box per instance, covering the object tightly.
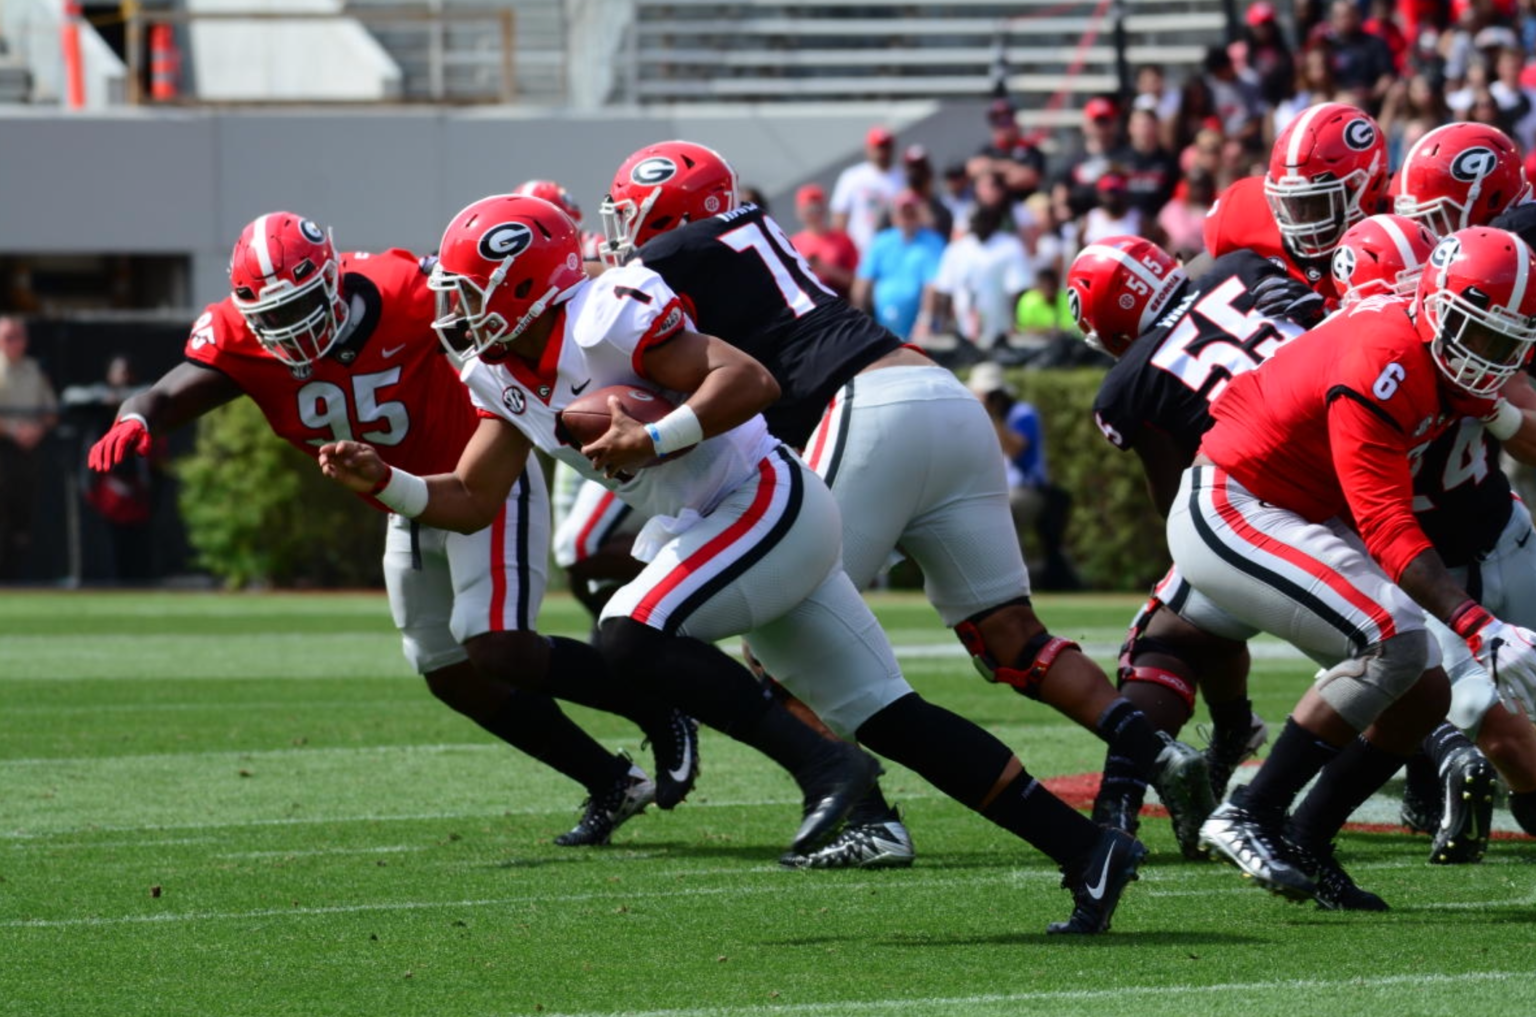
[319,416,531,534]
[88,363,242,471]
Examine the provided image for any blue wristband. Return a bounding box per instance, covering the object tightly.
[645,422,664,454]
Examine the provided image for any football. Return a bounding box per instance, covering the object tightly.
[557,384,678,455]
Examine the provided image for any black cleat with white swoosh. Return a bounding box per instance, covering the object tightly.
[646,710,700,810]
[1047,826,1148,934]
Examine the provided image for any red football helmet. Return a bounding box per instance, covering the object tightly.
[512,179,583,224]
[1065,236,1187,357]
[1265,102,1389,260]
[1394,122,1529,237]
[1416,227,1536,397]
[599,140,739,265]
[229,212,346,368]
[1332,213,1439,307]
[429,194,587,361]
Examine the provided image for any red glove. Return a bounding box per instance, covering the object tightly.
[88,414,151,471]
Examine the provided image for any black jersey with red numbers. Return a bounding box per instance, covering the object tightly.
[634,202,903,447]
[1411,418,1513,569]
[1092,251,1310,457]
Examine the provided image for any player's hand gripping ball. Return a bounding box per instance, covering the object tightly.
[557,385,694,475]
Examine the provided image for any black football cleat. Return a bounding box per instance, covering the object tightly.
[789,744,883,856]
[1047,826,1148,934]
[1399,752,1441,835]
[645,710,701,811]
[1199,787,1316,901]
[1151,732,1216,860]
[1202,712,1269,803]
[1285,836,1389,911]
[553,758,655,847]
[1430,745,1496,865]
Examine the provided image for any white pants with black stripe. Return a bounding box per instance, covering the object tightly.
[552,469,645,570]
[1166,465,1430,669]
[601,447,913,737]
[384,457,550,673]
[802,364,1030,625]
[1144,564,1261,643]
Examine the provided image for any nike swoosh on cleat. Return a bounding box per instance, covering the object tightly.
[571,378,593,395]
[668,739,693,784]
[1086,849,1116,900]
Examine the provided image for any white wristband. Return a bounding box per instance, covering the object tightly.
[645,404,704,457]
[119,412,149,431]
[373,466,430,518]
[1486,399,1522,442]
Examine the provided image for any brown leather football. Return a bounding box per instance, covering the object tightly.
[557,384,676,450]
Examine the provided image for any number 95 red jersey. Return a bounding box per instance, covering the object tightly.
[184,248,477,490]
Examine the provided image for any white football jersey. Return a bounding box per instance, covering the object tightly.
[462,265,778,521]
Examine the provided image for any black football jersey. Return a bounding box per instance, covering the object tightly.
[1092,251,1307,456]
[1411,412,1515,569]
[635,203,903,447]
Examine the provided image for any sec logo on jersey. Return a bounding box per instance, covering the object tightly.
[501,385,527,415]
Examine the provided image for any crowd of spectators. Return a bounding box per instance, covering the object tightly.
[792,0,1536,362]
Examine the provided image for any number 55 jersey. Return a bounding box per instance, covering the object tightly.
[184,248,477,482]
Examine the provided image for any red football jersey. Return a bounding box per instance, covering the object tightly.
[185,248,477,507]
[1199,297,1457,581]
[1204,176,1342,304]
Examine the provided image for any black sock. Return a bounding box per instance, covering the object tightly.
[1509,789,1536,836]
[1242,718,1343,821]
[982,771,1100,867]
[1095,698,1162,812]
[847,783,896,825]
[599,620,777,736]
[545,636,672,733]
[857,693,1016,807]
[1207,697,1254,738]
[480,691,630,794]
[1288,737,1409,848]
[1423,721,1475,768]
[1403,747,1439,804]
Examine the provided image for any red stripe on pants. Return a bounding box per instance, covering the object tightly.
[574,490,617,562]
[489,501,509,632]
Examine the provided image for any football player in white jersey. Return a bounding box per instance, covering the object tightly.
[319,195,1148,933]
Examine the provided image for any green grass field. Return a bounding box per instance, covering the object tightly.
[2,591,1534,1017]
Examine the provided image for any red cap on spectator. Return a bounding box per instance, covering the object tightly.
[796,183,826,208]
[1084,97,1118,122]
[866,126,894,146]
[1245,2,1276,25]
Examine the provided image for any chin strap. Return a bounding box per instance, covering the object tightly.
[954,621,1078,699]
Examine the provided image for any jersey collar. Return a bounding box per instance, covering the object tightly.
[501,304,568,405]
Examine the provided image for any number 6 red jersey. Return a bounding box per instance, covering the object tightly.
[184,248,477,489]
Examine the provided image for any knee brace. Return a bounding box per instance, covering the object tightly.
[955,619,1079,699]
[1113,597,1197,711]
[1313,630,1430,731]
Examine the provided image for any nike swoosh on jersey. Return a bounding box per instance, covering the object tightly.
[571,378,593,395]
[1518,529,1532,549]
[668,739,693,784]
[1086,848,1115,900]
[382,344,406,358]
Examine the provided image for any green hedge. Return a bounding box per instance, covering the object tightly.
[1006,367,1169,592]
[171,371,1168,592]
[175,399,384,588]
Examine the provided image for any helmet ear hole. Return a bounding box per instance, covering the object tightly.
[514,279,533,299]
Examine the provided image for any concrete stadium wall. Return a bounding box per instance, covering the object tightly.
[0,99,1001,307]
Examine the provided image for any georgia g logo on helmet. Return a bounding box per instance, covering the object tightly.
[630,157,679,186]
[299,219,325,244]
[1344,119,1376,151]
[1450,147,1500,183]
[478,222,534,261]
[1333,244,1358,281]
[1429,235,1462,270]
[1066,287,1084,329]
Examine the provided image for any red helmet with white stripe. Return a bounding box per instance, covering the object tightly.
[1065,236,1187,357]
[429,194,586,362]
[1265,102,1388,260]
[1394,123,1528,237]
[1416,227,1536,397]
[1332,214,1439,307]
[229,212,346,368]
[512,179,584,224]
[599,140,739,265]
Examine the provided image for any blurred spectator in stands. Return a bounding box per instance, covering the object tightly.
[1440,1,1491,86]
[1180,123,1225,182]
[1204,44,1267,151]
[831,125,904,256]
[1521,0,1536,55]
[1323,0,1397,110]
[1449,57,1496,115]
[1274,42,1338,136]
[1013,267,1078,341]
[1492,46,1536,147]
[1468,85,1510,128]
[939,161,975,238]
[1053,96,1122,217]
[969,98,1047,202]
[790,184,859,300]
[1382,68,1454,161]
[1114,108,1180,218]
[0,317,57,581]
[853,190,945,339]
[899,145,954,241]
[741,186,771,214]
[1363,0,1409,74]
[1158,168,1216,260]
[64,354,156,582]
[921,203,1032,359]
[1133,64,1183,130]
[1232,3,1297,109]
[1081,174,1142,245]
[1295,0,1328,41]
[1170,73,1217,153]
